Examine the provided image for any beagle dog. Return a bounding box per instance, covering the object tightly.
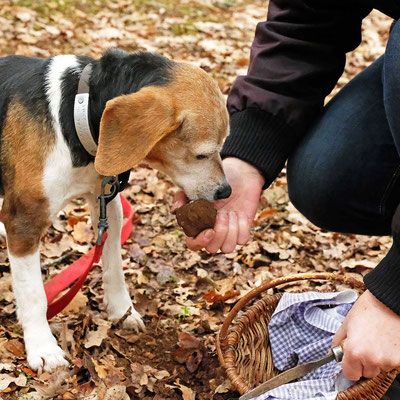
[0,49,231,371]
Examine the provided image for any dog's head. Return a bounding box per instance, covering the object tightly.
[95,63,231,201]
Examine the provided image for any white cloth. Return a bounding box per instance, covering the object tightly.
[251,290,357,400]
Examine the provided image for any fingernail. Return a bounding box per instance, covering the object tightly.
[204,230,214,240]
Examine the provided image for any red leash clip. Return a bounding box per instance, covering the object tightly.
[44,194,134,320]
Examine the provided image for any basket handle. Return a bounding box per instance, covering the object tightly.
[219,272,365,344]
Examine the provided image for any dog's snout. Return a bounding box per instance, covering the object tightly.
[214,184,232,200]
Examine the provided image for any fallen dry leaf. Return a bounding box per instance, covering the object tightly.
[5,339,25,358]
[71,221,93,244]
[203,289,240,304]
[173,332,203,373]
[85,318,111,348]
[133,293,159,317]
[61,291,88,314]
[170,381,196,400]
[254,207,280,226]
[0,373,27,391]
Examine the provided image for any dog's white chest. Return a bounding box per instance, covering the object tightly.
[42,140,100,219]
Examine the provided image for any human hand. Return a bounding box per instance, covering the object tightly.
[332,290,400,380]
[172,157,265,253]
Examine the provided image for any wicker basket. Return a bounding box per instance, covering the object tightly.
[216,272,398,400]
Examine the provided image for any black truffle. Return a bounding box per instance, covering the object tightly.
[175,199,217,237]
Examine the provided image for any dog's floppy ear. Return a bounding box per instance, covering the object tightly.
[95,86,180,176]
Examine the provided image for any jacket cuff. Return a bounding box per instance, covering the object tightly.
[220,109,298,189]
[364,234,400,316]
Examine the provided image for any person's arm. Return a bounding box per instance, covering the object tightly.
[179,0,373,252]
[221,0,372,188]
[333,207,400,380]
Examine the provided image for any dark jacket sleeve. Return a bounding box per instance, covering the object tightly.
[221,0,373,188]
[221,0,400,314]
[364,198,400,315]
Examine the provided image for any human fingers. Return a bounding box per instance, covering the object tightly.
[341,346,364,381]
[333,326,365,380]
[332,329,361,381]
[237,211,250,245]
[220,211,239,253]
[362,360,381,379]
[331,324,346,348]
[355,345,398,376]
[205,211,229,253]
[186,229,215,251]
[186,210,230,252]
[343,340,384,379]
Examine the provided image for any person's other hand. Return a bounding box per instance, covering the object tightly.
[332,290,400,380]
[172,157,265,253]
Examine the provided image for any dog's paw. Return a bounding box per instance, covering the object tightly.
[122,309,145,332]
[107,301,145,332]
[27,342,68,372]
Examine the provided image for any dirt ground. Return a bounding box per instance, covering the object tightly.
[0,1,395,399]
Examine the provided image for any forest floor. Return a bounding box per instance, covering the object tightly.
[0,0,395,399]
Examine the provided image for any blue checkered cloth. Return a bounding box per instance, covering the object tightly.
[251,290,358,400]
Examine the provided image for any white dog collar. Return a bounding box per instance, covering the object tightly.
[74,63,98,156]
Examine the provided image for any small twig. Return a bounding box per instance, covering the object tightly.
[111,306,132,329]
[42,251,80,268]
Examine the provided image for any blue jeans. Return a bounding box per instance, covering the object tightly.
[287,21,400,237]
[287,21,400,398]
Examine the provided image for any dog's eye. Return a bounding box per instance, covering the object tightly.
[196,154,208,160]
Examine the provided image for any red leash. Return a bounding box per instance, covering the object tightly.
[44,194,134,320]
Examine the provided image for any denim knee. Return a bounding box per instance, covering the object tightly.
[287,152,394,236]
[286,54,395,236]
[287,156,341,232]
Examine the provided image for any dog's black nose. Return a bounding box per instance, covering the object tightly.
[214,184,232,200]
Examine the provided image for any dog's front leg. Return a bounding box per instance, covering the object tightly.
[87,194,144,331]
[8,247,68,371]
